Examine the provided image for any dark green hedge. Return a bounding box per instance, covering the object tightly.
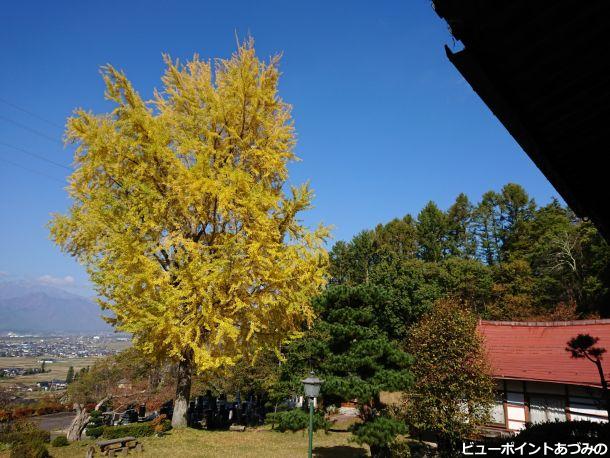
[85,426,104,438]
[517,420,609,441]
[477,421,610,457]
[266,409,330,433]
[101,422,155,439]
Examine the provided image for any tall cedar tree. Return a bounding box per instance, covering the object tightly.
[417,201,447,262]
[329,231,381,286]
[374,215,418,261]
[497,183,536,259]
[50,40,329,427]
[446,193,476,259]
[406,299,494,456]
[473,191,503,265]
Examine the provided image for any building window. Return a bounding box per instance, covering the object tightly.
[490,393,505,425]
[529,395,566,423]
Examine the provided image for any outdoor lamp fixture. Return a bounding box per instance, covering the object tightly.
[302,371,324,458]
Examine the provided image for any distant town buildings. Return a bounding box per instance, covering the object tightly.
[36,379,68,391]
[0,334,124,358]
[0,333,128,395]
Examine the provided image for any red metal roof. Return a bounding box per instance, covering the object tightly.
[478,319,610,388]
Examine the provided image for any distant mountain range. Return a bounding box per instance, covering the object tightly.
[0,281,112,333]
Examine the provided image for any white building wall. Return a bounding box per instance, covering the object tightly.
[493,380,607,432]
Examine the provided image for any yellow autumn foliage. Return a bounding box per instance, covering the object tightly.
[49,39,329,373]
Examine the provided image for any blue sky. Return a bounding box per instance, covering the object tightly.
[0,0,560,295]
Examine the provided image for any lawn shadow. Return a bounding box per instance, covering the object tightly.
[313,445,368,457]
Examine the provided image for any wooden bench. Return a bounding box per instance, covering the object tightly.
[89,436,143,456]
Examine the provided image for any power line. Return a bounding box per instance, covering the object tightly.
[0,114,62,145]
[0,154,66,184]
[0,141,71,170]
[0,97,64,129]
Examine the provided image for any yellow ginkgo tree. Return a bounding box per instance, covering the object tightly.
[50,39,329,427]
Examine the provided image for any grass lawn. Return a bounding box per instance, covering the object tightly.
[47,427,370,457]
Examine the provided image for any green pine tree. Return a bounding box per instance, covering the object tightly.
[278,285,412,457]
[66,366,75,384]
[446,193,477,259]
[417,201,448,262]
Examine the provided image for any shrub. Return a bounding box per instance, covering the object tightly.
[85,409,105,438]
[11,408,34,419]
[476,421,610,457]
[51,435,69,447]
[9,442,50,458]
[351,416,407,456]
[269,409,330,433]
[0,431,50,445]
[160,420,172,432]
[33,402,66,417]
[85,426,104,438]
[88,410,104,428]
[1,400,67,422]
[150,414,172,434]
[389,438,412,458]
[101,423,155,439]
[517,420,609,442]
[0,422,50,445]
[264,412,278,426]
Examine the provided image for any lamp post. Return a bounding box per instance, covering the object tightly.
[302,371,323,458]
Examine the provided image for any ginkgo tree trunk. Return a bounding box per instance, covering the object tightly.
[50,39,329,428]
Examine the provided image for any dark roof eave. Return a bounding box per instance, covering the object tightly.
[444,45,604,236]
[494,375,603,390]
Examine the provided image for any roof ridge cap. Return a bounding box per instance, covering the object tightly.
[478,319,610,327]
